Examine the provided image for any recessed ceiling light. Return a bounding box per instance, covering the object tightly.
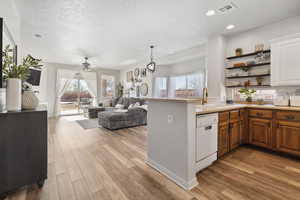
[34,34,42,38]
[206,10,216,16]
[226,24,235,30]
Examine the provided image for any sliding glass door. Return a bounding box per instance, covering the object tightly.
[60,78,93,116]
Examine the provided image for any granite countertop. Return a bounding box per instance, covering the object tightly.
[196,104,300,115]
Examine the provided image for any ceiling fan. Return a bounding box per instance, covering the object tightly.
[82,57,92,72]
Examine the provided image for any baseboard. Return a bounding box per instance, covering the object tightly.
[146,158,198,190]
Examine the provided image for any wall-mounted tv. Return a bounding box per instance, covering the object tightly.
[26,69,41,86]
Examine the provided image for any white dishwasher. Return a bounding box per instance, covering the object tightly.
[195,113,218,172]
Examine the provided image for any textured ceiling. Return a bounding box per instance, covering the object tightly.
[14,0,300,69]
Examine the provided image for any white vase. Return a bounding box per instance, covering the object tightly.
[0,88,6,112]
[22,90,39,110]
[6,78,22,111]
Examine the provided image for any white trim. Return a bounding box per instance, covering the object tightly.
[146,158,198,190]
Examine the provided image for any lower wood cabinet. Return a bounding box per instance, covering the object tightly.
[249,118,272,148]
[218,110,241,158]
[217,108,300,159]
[218,123,229,157]
[276,121,300,156]
[229,120,240,150]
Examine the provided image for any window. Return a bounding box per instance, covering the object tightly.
[154,77,168,97]
[171,73,204,98]
[154,72,205,98]
[102,75,115,98]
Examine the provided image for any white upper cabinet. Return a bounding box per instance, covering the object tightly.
[271,34,300,86]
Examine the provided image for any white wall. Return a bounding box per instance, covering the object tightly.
[226,15,300,97]
[206,35,227,100]
[227,16,300,57]
[119,44,207,98]
[38,62,120,117]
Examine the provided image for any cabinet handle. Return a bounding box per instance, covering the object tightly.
[256,112,263,117]
[205,125,212,130]
[285,115,295,120]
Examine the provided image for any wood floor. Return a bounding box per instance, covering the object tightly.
[4,116,300,200]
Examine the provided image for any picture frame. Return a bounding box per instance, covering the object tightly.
[127,71,133,82]
[141,68,147,78]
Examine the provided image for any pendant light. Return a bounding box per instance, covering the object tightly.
[146,45,156,73]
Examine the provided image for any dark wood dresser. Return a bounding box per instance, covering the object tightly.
[0,109,47,197]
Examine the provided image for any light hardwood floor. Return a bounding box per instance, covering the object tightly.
[4,117,300,200]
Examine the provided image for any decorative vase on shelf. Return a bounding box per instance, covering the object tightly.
[6,78,22,111]
[22,90,39,110]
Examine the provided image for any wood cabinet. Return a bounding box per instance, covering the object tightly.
[276,121,300,156]
[229,120,240,150]
[217,108,300,159]
[249,118,272,148]
[271,34,300,86]
[218,110,240,158]
[218,123,229,157]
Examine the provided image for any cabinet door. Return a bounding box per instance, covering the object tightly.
[271,36,300,86]
[276,121,300,156]
[249,118,271,148]
[218,123,229,158]
[230,121,240,150]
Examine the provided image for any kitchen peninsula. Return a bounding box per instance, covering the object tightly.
[147,98,300,190]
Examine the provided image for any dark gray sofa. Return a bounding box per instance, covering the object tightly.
[98,107,147,130]
[98,97,147,130]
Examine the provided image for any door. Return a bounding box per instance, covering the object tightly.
[276,121,300,156]
[230,121,240,150]
[249,118,271,148]
[218,123,229,158]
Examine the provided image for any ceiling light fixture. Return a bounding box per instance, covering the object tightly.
[226,24,235,30]
[82,57,92,72]
[146,45,156,73]
[206,10,216,16]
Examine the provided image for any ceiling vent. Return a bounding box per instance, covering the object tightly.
[217,2,238,14]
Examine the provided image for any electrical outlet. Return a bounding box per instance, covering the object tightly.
[167,115,174,124]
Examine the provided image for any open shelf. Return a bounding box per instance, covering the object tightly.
[226,50,271,60]
[226,74,270,79]
[226,85,271,88]
[226,62,271,70]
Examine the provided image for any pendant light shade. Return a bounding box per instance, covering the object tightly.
[146,45,156,72]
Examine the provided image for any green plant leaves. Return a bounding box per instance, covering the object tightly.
[2,45,43,80]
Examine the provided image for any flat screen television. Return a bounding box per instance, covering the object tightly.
[26,69,41,86]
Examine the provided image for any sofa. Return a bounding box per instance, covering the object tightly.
[97,97,147,130]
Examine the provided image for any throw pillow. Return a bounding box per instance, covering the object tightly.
[115,104,125,109]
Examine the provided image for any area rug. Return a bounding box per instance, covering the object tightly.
[76,119,99,129]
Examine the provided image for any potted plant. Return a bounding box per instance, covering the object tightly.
[239,88,256,102]
[2,45,42,111]
[235,48,243,56]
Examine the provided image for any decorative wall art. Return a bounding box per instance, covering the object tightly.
[140,83,149,96]
[127,71,133,82]
[134,68,140,78]
[141,68,147,77]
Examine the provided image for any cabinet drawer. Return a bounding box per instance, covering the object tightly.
[219,112,229,124]
[230,110,240,122]
[276,111,300,121]
[249,109,272,119]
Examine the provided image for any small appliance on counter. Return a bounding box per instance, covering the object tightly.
[290,89,300,107]
[274,91,289,106]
